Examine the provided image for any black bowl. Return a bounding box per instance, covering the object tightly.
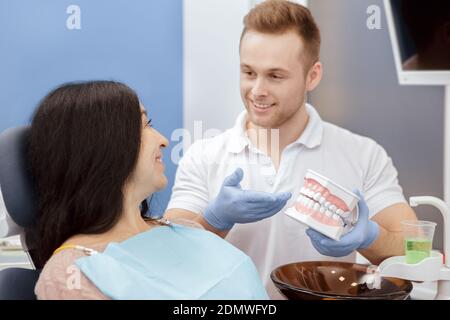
[271,261,413,300]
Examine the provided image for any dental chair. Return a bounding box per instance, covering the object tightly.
[0,126,41,300]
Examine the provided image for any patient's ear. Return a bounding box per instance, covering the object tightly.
[306,62,322,92]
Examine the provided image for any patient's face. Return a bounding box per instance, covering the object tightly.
[131,106,169,197]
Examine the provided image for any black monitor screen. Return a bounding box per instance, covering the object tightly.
[390,0,450,70]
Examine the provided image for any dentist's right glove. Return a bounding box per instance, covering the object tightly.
[306,190,380,257]
[203,168,292,230]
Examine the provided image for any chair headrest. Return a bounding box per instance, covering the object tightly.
[0,126,38,229]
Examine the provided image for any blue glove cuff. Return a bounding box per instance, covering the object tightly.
[203,205,234,231]
[358,220,380,249]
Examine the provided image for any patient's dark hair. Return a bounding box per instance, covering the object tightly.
[28,81,142,266]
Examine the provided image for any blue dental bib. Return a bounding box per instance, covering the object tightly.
[75,224,269,300]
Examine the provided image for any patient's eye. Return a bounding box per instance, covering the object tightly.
[146,119,152,128]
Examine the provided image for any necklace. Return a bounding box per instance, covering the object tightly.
[143,216,172,226]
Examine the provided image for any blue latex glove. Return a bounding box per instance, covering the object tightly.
[204,168,292,230]
[305,190,380,257]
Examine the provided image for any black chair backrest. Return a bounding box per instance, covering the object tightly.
[0,126,38,228]
[0,268,41,300]
[0,126,42,299]
[0,126,41,267]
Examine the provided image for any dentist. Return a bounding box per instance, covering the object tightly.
[166,0,418,299]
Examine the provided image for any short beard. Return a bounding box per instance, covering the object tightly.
[248,102,304,129]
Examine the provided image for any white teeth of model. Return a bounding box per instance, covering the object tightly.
[319,207,326,214]
[332,213,341,221]
[300,187,306,194]
[336,209,351,219]
[313,192,321,201]
[325,210,333,217]
[318,196,326,205]
[313,203,320,211]
[302,197,308,205]
[341,211,351,218]
[324,201,331,209]
[329,205,337,213]
[307,200,314,208]
[307,189,314,198]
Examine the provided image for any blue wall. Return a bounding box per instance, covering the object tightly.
[0,0,183,215]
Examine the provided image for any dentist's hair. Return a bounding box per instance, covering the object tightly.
[28,80,142,266]
[240,0,321,69]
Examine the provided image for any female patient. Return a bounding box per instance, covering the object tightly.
[31,81,268,299]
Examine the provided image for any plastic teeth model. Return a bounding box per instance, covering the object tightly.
[285,169,360,241]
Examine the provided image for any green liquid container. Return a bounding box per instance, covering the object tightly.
[404,238,432,264]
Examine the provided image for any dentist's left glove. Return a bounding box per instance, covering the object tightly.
[203,168,292,230]
[305,190,380,257]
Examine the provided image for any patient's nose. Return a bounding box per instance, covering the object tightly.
[159,133,169,148]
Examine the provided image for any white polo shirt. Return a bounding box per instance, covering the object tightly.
[167,104,406,299]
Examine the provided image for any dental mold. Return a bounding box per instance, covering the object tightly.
[285,169,360,241]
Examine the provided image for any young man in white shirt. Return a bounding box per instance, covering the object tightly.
[166,0,418,299]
